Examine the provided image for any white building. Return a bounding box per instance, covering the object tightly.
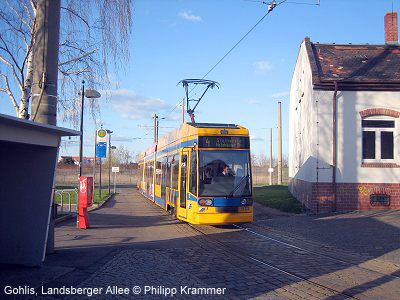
[289,12,400,213]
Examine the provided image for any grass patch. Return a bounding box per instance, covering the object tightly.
[253,185,303,214]
[93,189,111,204]
[55,189,111,205]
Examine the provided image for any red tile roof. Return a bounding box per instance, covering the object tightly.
[304,37,400,90]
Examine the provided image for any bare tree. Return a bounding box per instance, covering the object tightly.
[103,145,134,167]
[0,0,133,125]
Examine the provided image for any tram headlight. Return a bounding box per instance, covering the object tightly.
[198,198,213,206]
[241,198,253,205]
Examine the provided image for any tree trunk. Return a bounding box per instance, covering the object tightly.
[18,49,34,119]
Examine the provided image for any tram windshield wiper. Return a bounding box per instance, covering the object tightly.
[228,175,249,198]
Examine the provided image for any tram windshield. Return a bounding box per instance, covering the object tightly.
[199,150,251,197]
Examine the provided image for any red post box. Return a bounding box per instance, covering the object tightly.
[79,176,93,208]
[78,176,93,229]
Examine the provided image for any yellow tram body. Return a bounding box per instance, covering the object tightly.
[137,123,253,225]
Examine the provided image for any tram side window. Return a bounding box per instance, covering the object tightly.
[156,160,162,185]
[172,155,179,189]
[189,150,197,195]
[166,156,171,188]
[161,157,167,185]
[144,163,147,183]
[140,163,144,179]
[147,162,154,184]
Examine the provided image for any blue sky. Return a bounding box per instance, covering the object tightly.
[1,0,398,160]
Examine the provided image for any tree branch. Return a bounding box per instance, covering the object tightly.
[59,69,92,76]
[61,6,90,28]
[0,53,23,89]
[0,73,19,114]
[59,49,96,66]
[0,33,23,76]
[30,0,37,14]
[0,12,30,41]
[5,0,32,32]
[23,1,35,28]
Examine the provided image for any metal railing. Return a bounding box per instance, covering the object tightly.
[55,188,78,213]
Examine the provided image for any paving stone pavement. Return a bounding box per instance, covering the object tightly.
[1,187,399,300]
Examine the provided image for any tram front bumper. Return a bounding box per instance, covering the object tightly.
[193,211,253,225]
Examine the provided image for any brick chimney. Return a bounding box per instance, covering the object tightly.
[385,12,398,45]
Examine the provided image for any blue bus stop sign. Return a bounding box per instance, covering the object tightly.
[96,142,107,158]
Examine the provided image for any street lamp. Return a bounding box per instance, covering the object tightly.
[109,145,117,193]
[77,81,100,229]
[78,80,101,177]
[106,129,114,194]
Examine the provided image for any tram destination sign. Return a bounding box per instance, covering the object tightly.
[198,136,250,149]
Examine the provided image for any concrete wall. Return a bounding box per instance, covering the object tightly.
[0,141,58,266]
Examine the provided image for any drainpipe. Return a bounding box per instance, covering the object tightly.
[332,81,338,212]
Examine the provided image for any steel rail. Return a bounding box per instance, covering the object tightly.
[188,224,360,300]
[235,223,400,280]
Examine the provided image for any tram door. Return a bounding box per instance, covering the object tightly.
[161,157,166,202]
[178,150,189,219]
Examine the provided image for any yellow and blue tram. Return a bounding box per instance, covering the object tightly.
[137,123,253,225]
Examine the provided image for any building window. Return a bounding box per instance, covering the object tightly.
[362,117,395,161]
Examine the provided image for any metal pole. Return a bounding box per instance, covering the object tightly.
[278,102,283,185]
[93,130,96,199]
[79,81,85,177]
[114,171,116,193]
[182,96,185,124]
[156,115,159,143]
[108,133,111,194]
[99,157,102,201]
[270,128,273,185]
[153,113,157,143]
[76,81,85,228]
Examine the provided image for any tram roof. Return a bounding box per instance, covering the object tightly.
[138,122,248,160]
[188,123,239,128]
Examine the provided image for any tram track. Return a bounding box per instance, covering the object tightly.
[186,223,361,300]
[234,223,400,280]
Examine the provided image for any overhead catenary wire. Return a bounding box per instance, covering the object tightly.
[199,1,281,80]
[244,0,319,5]
[161,0,288,121]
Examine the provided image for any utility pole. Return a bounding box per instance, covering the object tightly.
[278,102,283,185]
[269,128,273,185]
[182,96,185,124]
[107,130,113,194]
[153,113,158,143]
[30,0,61,257]
[99,158,102,201]
[78,81,85,177]
[31,0,61,125]
[93,130,97,200]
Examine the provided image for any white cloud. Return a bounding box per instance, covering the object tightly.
[272,91,289,98]
[250,134,265,142]
[245,98,262,105]
[179,11,203,22]
[109,89,169,120]
[253,60,272,74]
[112,135,135,142]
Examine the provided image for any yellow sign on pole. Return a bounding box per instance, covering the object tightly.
[97,129,107,142]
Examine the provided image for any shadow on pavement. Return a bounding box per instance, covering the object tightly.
[0,186,399,299]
